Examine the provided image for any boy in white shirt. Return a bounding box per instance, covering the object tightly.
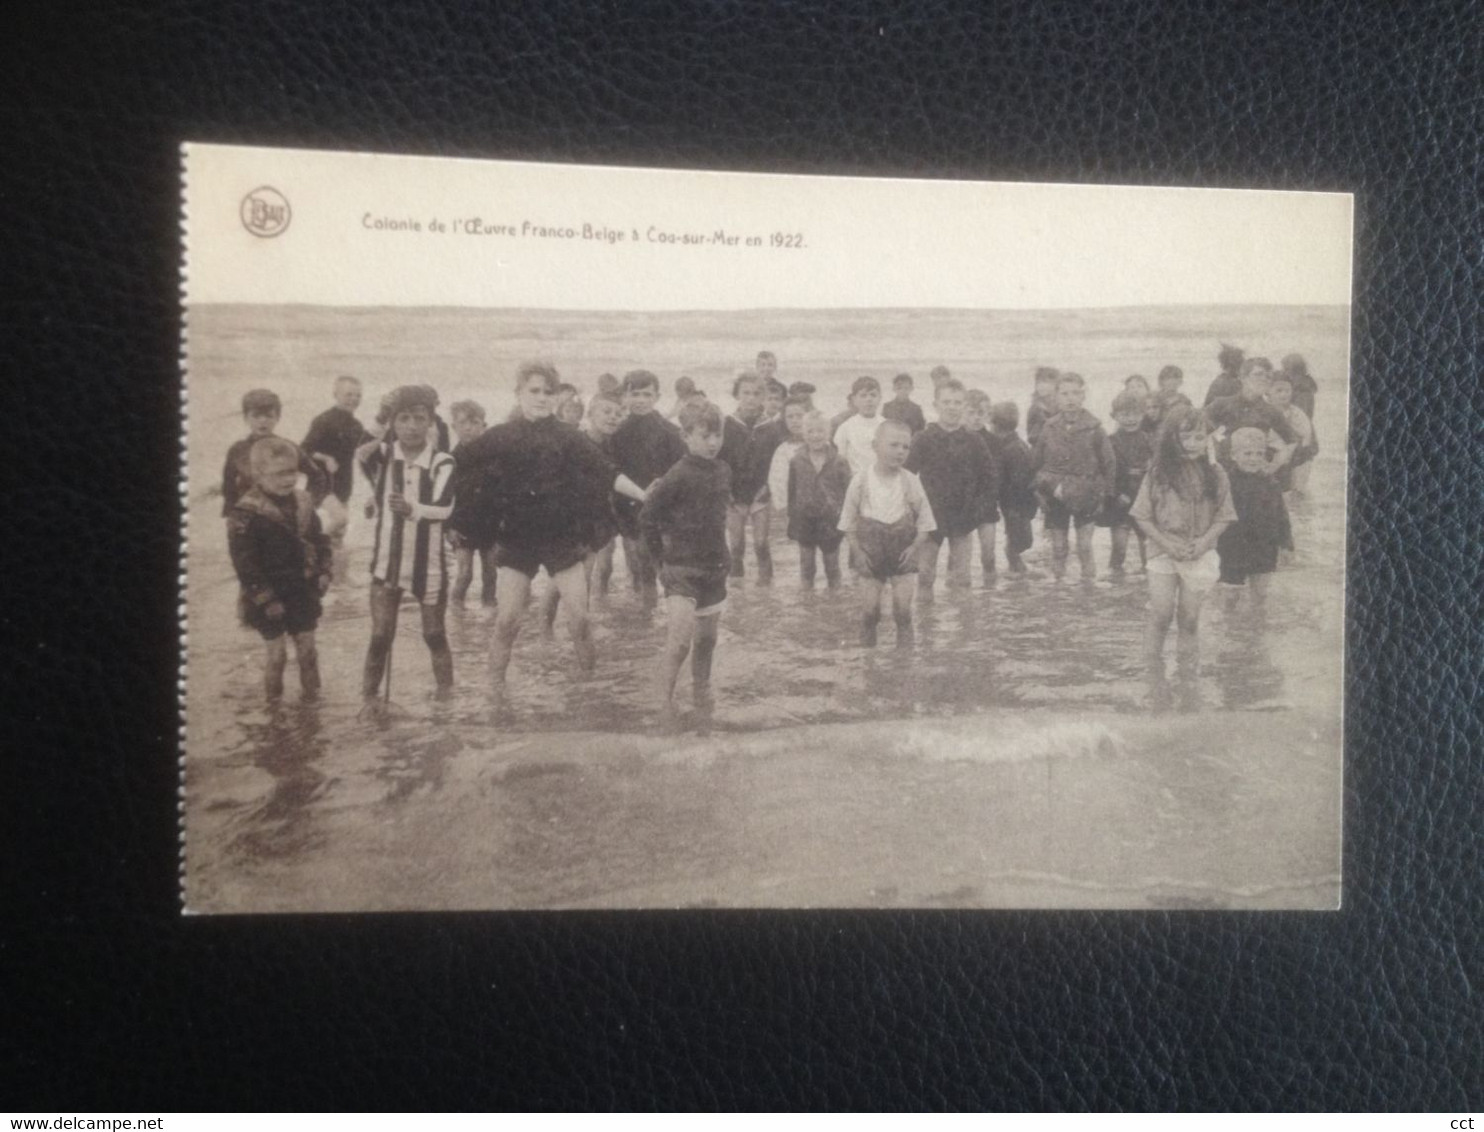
[832,375,886,477]
[837,419,937,648]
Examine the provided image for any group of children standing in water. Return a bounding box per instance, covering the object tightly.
[219,344,1320,724]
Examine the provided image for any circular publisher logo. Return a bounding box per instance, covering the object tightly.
[240,186,291,238]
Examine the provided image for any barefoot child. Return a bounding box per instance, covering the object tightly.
[448,400,497,607]
[449,363,649,714]
[611,370,688,603]
[832,376,884,477]
[1217,427,1293,608]
[908,378,997,595]
[785,410,853,588]
[965,389,999,580]
[1129,406,1237,709]
[765,394,811,519]
[1032,372,1115,581]
[301,375,373,554]
[641,401,732,728]
[227,437,333,701]
[582,390,627,596]
[1098,390,1154,573]
[839,419,937,647]
[358,386,458,714]
[718,371,775,581]
[882,372,927,436]
[989,402,1037,573]
[222,389,328,517]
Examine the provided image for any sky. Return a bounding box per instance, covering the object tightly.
[185,143,1354,311]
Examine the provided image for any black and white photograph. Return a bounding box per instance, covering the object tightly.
[181,144,1351,913]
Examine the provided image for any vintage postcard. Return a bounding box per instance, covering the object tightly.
[181,144,1350,912]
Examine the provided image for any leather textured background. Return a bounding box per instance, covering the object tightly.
[4,0,1480,1111]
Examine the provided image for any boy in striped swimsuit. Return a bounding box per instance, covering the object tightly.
[358,385,457,716]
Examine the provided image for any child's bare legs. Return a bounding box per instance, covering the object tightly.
[1048,527,1070,578]
[479,548,498,606]
[725,503,748,578]
[489,568,532,707]
[1005,511,1032,572]
[1144,571,1178,704]
[657,595,697,722]
[539,569,559,639]
[293,630,321,698]
[419,600,453,695]
[945,532,973,589]
[750,504,773,583]
[1291,460,1312,495]
[264,637,288,700]
[1247,571,1272,625]
[361,580,402,703]
[591,538,615,597]
[624,537,659,606]
[551,559,598,674]
[1173,577,1207,697]
[857,576,885,646]
[799,542,818,587]
[976,521,997,581]
[889,574,916,647]
[822,544,842,588]
[1075,522,1096,581]
[917,537,942,599]
[1109,526,1130,572]
[452,546,474,604]
[691,612,720,713]
[620,536,642,592]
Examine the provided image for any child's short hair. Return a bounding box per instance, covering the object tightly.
[1157,364,1184,384]
[516,361,561,392]
[678,400,724,435]
[249,436,300,475]
[782,394,812,413]
[1239,356,1274,379]
[929,365,952,386]
[756,350,777,365]
[989,401,1020,430]
[765,378,788,398]
[1280,353,1309,377]
[555,382,578,398]
[732,371,763,397]
[674,375,696,397]
[241,389,281,416]
[1230,426,1268,451]
[893,372,914,389]
[596,372,620,394]
[386,384,439,417]
[621,369,660,394]
[965,389,991,410]
[1111,390,1146,415]
[449,399,486,424]
[850,375,881,399]
[1218,343,1245,371]
[1269,374,1293,390]
[935,378,967,397]
[800,409,830,432]
[1033,366,1060,385]
[875,418,913,443]
[788,381,816,398]
[1057,372,1086,389]
[333,374,362,390]
[593,389,625,409]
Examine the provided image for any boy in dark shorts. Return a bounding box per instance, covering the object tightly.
[882,372,927,435]
[908,378,997,595]
[989,402,1038,573]
[1024,367,1061,447]
[785,410,853,588]
[1032,372,1115,581]
[1217,427,1293,608]
[448,363,648,713]
[227,437,333,701]
[448,400,497,607]
[221,389,328,517]
[838,419,937,647]
[1098,390,1154,573]
[641,400,732,730]
[301,375,373,551]
[611,369,688,604]
[358,386,458,716]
